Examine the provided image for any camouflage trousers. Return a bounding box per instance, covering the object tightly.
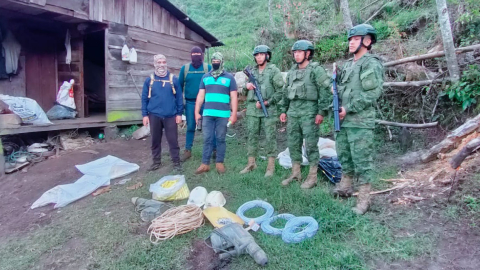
[247,115,278,157]
[287,115,319,164]
[335,127,374,185]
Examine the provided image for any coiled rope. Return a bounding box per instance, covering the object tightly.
[281,216,319,244]
[236,200,274,224]
[148,204,204,243]
[260,213,296,235]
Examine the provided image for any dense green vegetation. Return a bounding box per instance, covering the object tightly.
[172,0,479,71]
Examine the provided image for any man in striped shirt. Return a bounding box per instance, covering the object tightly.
[194,52,238,174]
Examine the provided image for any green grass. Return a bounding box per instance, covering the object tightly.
[0,133,435,270]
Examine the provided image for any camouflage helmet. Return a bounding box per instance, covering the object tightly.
[347,24,377,44]
[291,40,315,60]
[253,45,272,60]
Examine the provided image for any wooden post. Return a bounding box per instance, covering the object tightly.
[0,137,5,179]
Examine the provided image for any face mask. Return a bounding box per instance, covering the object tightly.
[212,63,221,70]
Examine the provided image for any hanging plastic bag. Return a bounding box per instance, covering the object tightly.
[65,29,71,65]
[0,94,52,125]
[129,47,137,64]
[149,175,190,201]
[56,79,76,109]
[122,44,130,61]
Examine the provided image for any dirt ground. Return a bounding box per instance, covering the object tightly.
[0,138,154,238]
[1,133,480,269]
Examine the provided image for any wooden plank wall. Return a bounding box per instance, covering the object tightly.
[8,0,208,45]
[2,1,89,22]
[100,0,207,45]
[57,37,85,118]
[105,23,206,122]
[0,56,26,97]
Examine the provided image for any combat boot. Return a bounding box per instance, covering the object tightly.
[301,164,318,189]
[240,157,257,174]
[352,183,371,215]
[281,162,302,186]
[332,174,353,197]
[216,163,226,174]
[264,157,275,177]
[180,150,192,162]
[195,164,210,174]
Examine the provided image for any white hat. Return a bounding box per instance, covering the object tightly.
[187,186,208,207]
[203,191,226,209]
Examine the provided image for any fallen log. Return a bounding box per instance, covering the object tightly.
[375,120,438,128]
[384,44,480,67]
[383,79,447,87]
[400,114,480,165]
[450,138,480,169]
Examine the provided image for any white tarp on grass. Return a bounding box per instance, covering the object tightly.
[31,155,139,209]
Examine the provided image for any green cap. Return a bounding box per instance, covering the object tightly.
[347,24,377,44]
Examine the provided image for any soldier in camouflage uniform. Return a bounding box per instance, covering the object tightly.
[240,45,285,177]
[332,24,384,215]
[279,40,332,189]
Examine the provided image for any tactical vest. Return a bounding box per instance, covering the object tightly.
[338,55,380,108]
[286,62,319,101]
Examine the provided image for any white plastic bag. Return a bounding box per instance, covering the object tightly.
[122,44,130,61]
[31,155,139,209]
[277,146,309,169]
[317,137,337,158]
[129,47,137,64]
[0,94,52,125]
[56,80,76,109]
[75,155,140,179]
[65,29,71,65]
[31,175,110,209]
[149,175,186,199]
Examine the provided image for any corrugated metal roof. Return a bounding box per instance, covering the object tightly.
[155,0,223,47]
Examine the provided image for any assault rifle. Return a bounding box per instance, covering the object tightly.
[243,66,269,117]
[332,63,342,132]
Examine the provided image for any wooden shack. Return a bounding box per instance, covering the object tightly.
[0,0,222,135]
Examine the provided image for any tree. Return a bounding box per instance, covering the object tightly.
[436,0,460,82]
[340,0,353,29]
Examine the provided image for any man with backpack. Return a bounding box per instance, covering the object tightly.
[179,46,215,162]
[141,54,184,171]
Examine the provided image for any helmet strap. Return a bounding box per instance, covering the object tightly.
[353,36,364,54]
[254,54,268,66]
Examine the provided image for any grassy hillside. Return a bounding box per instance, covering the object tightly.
[172,0,480,126]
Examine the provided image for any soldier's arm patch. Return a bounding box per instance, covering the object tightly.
[360,69,378,91]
